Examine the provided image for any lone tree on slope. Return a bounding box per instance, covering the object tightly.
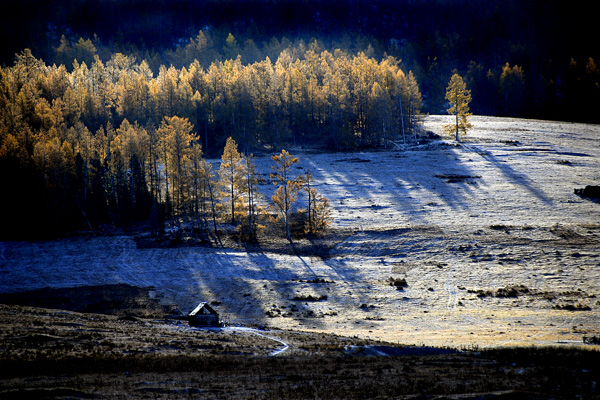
[443,73,473,141]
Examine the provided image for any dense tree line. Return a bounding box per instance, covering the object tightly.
[2,46,408,238]
[1,0,598,122]
[1,44,422,152]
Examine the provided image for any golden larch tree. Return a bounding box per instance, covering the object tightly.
[443,73,473,141]
[157,116,194,217]
[303,169,333,237]
[218,136,244,225]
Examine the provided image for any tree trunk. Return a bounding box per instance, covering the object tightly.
[399,93,405,144]
[284,186,292,243]
[456,111,459,142]
[455,92,460,142]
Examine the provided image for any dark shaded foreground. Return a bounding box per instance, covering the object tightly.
[2,353,598,400]
[1,303,599,399]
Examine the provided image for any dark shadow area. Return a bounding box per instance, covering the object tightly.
[0,284,170,318]
[0,230,356,330]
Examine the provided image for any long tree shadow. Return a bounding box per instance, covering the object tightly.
[304,230,390,312]
[461,143,554,206]
[305,141,484,230]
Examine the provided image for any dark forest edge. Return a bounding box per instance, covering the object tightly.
[0,45,412,240]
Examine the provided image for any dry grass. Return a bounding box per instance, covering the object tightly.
[1,303,599,399]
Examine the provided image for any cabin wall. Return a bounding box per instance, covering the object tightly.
[189,314,219,327]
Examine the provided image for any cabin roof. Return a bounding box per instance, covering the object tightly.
[189,302,217,316]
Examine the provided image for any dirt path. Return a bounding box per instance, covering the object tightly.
[227,327,290,356]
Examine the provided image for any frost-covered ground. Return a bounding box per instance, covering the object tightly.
[1,115,599,348]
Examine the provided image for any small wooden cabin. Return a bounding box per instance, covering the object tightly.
[188,302,220,327]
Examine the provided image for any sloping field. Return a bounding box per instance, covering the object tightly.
[1,116,599,348]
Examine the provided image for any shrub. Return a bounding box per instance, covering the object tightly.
[388,277,408,290]
[291,294,328,302]
[553,303,591,311]
[583,335,600,344]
